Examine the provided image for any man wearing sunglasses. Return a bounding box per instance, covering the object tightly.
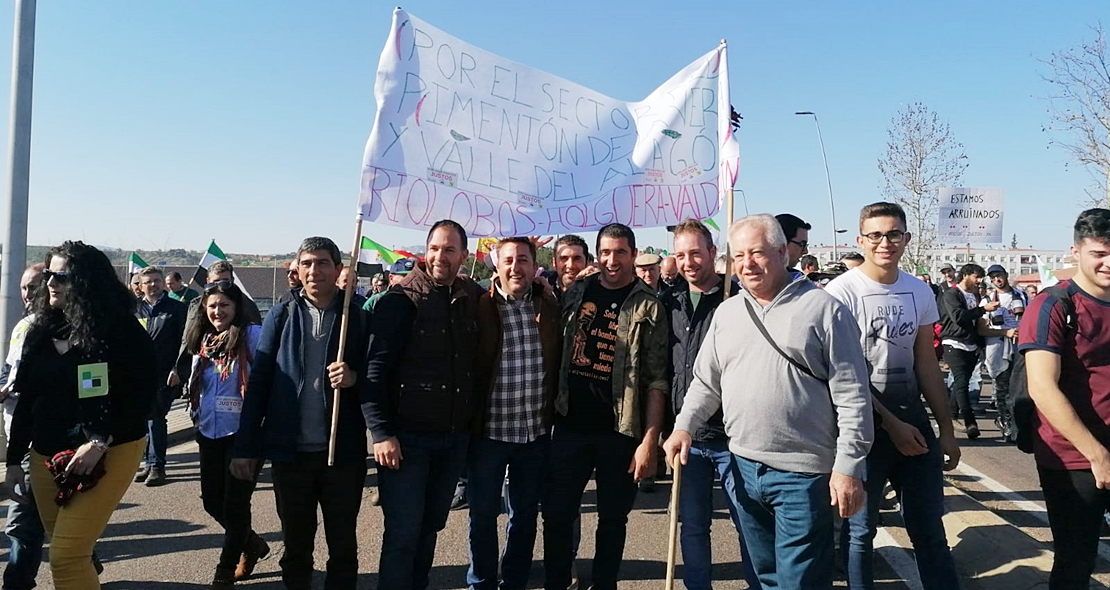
[277,260,302,305]
[775,213,812,270]
[134,266,189,487]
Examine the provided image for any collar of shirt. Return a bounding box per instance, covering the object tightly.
[142,291,166,311]
[495,280,532,302]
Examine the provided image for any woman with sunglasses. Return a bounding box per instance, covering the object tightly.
[184,280,267,589]
[4,241,155,589]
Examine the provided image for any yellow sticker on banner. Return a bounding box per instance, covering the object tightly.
[77,363,109,399]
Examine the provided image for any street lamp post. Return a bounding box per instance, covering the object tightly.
[795,111,840,260]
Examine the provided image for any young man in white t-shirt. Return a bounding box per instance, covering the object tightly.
[825,202,962,590]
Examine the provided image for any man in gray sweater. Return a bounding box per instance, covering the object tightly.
[664,214,874,589]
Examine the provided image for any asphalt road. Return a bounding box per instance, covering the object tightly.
[5,382,1110,589]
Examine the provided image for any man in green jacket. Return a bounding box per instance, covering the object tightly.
[542,223,668,590]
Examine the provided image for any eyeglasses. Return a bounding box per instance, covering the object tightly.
[286,270,298,276]
[861,230,907,245]
[203,280,233,294]
[43,269,69,284]
[789,239,809,250]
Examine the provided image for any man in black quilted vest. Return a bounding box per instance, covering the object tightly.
[364,219,482,590]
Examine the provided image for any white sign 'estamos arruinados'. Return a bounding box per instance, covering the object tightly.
[937,187,1004,244]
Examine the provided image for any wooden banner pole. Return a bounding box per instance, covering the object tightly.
[328,217,363,466]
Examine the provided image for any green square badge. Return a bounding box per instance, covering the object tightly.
[77,362,110,399]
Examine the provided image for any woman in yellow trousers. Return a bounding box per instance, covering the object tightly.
[5,241,157,589]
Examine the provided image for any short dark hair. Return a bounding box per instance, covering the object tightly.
[167,271,183,281]
[775,213,812,241]
[296,237,342,266]
[672,218,714,250]
[596,223,636,252]
[1074,208,1110,245]
[428,219,467,249]
[859,202,907,231]
[957,263,986,281]
[497,237,536,261]
[799,255,819,270]
[840,252,865,262]
[137,266,163,279]
[208,260,234,277]
[555,234,589,258]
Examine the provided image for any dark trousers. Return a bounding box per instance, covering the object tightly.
[943,346,979,425]
[143,386,178,470]
[1039,466,1110,589]
[197,433,262,571]
[542,427,638,590]
[3,453,44,590]
[466,435,549,590]
[842,425,959,590]
[271,452,366,590]
[377,432,470,590]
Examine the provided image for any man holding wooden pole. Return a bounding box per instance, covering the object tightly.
[230,237,371,590]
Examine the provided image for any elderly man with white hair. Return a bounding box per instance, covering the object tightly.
[664,214,874,590]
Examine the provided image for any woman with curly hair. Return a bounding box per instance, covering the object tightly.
[4,241,155,589]
[183,280,267,588]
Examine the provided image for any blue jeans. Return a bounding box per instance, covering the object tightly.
[679,441,759,590]
[542,427,638,590]
[143,386,177,470]
[842,424,959,590]
[732,455,834,590]
[466,435,549,590]
[377,432,469,590]
[3,453,43,590]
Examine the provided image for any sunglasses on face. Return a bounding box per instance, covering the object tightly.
[43,269,69,284]
[203,280,233,294]
[861,230,907,245]
[789,239,809,250]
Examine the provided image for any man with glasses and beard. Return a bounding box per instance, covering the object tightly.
[775,213,812,270]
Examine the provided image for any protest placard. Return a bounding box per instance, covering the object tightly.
[937,187,1004,244]
[357,9,740,237]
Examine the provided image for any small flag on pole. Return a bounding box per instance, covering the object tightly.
[702,218,721,232]
[127,252,150,274]
[1036,255,1059,288]
[191,240,253,299]
[358,237,402,276]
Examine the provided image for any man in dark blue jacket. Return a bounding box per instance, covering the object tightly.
[134,266,187,486]
[231,237,370,590]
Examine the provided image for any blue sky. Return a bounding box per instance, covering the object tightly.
[0,0,1103,257]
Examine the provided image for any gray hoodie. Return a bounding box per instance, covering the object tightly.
[674,273,873,478]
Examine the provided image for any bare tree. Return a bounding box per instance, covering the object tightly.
[878,102,969,272]
[1040,24,1110,207]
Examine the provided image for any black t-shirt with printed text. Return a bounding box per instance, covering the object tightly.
[563,280,635,433]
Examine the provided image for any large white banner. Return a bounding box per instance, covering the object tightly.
[937,187,1004,244]
[357,9,740,237]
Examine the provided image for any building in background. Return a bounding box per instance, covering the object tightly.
[808,245,1072,280]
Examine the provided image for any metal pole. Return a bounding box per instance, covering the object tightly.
[796,112,839,260]
[0,0,36,361]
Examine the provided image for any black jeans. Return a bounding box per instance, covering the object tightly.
[272,452,367,590]
[542,427,639,590]
[197,434,263,571]
[994,363,1014,434]
[943,345,979,425]
[1039,466,1110,589]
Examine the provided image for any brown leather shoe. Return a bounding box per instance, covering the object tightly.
[234,535,270,581]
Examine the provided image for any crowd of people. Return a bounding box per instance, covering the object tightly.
[0,204,1108,590]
